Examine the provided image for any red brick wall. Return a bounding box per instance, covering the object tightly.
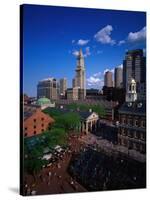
[24,109,54,137]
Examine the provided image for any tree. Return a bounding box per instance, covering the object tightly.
[58,112,81,132]
[24,157,48,178]
[91,105,106,117]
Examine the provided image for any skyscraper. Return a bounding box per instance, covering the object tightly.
[104,71,113,87]
[72,78,76,88]
[37,78,59,100]
[123,49,146,90]
[60,78,67,96]
[74,49,86,99]
[114,67,123,88]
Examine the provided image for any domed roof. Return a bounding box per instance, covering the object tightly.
[37,97,51,105]
[131,78,136,84]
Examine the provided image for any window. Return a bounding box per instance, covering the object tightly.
[41,124,44,127]
[128,130,131,137]
[141,133,145,140]
[41,129,44,132]
[141,121,146,128]
[41,118,44,121]
[34,125,36,129]
[129,141,133,149]
[121,128,126,135]
[122,118,126,124]
[134,131,138,138]
[25,127,27,130]
[128,119,132,126]
[33,119,36,122]
[34,131,36,135]
[134,120,138,127]
[132,85,135,91]
[25,133,28,137]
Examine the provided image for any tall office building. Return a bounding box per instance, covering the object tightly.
[104,71,113,87]
[74,49,86,99]
[114,67,123,88]
[60,78,67,96]
[72,78,76,88]
[37,78,59,100]
[123,49,146,90]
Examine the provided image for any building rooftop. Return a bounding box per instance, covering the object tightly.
[44,107,95,120]
[24,105,39,120]
[39,77,55,82]
[37,97,51,105]
[119,101,146,116]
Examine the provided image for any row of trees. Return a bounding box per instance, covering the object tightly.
[24,110,81,177]
[66,103,106,117]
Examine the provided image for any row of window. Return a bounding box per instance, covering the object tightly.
[24,124,45,130]
[121,118,146,128]
[118,138,146,153]
[24,129,45,137]
[120,128,146,140]
[33,117,45,122]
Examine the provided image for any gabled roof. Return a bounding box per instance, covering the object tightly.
[77,111,97,120]
[24,105,54,122]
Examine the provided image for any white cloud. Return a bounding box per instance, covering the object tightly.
[127,27,146,43]
[72,40,75,44]
[93,72,101,77]
[87,76,104,88]
[117,64,123,69]
[72,50,79,57]
[77,39,89,46]
[118,40,125,46]
[84,46,91,57]
[94,25,116,45]
[103,68,115,75]
[72,47,91,58]
[86,71,104,89]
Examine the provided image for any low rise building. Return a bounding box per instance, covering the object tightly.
[78,111,99,134]
[24,105,55,137]
[37,97,55,110]
[67,87,79,101]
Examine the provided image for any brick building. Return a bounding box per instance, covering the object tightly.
[118,78,146,154]
[24,105,54,137]
[118,101,146,153]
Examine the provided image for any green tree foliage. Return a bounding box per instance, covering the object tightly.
[43,108,62,119]
[90,105,106,117]
[56,112,81,131]
[24,157,48,175]
[66,103,106,117]
[44,127,67,147]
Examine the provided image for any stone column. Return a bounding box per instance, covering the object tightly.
[90,121,92,132]
[82,122,85,132]
[85,121,88,134]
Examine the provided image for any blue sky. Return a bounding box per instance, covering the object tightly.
[22,4,146,96]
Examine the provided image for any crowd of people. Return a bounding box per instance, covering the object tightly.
[23,133,87,195]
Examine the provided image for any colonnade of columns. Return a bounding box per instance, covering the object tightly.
[80,119,98,134]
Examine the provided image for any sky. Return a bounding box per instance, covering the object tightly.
[22,4,146,96]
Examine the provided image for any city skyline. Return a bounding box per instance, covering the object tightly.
[23,4,146,96]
